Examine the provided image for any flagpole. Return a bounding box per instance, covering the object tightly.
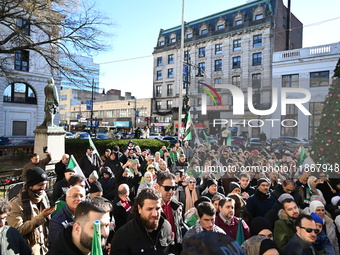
[178,0,185,141]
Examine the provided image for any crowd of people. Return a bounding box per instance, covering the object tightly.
[1,137,340,255]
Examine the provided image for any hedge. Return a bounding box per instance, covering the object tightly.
[65,138,170,162]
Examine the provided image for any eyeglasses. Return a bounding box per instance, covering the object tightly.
[161,185,177,191]
[189,181,196,184]
[299,226,320,234]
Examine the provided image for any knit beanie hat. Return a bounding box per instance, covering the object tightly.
[207,179,218,188]
[229,182,241,193]
[194,196,211,208]
[259,238,279,255]
[89,170,99,179]
[310,212,324,225]
[250,217,273,236]
[257,177,270,187]
[65,168,75,173]
[310,200,324,213]
[26,167,48,187]
[278,193,294,204]
[89,181,103,194]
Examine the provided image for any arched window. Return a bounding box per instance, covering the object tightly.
[3,82,37,104]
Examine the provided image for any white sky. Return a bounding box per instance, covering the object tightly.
[94,0,340,99]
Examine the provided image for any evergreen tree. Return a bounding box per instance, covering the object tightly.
[311,58,340,166]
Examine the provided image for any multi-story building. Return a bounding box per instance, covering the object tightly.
[272,42,340,139]
[60,53,100,92]
[0,18,61,143]
[59,88,151,132]
[152,0,302,137]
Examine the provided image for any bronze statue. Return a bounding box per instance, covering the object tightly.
[40,78,59,127]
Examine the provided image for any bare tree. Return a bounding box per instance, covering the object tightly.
[0,0,113,87]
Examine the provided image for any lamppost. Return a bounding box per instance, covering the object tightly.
[128,97,137,130]
[87,79,105,135]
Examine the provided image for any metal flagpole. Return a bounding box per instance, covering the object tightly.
[178,0,185,140]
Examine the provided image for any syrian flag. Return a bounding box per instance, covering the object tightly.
[184,112,192,141]
[89,136,103,164]
[298,145,314,168]
[91,220,103,255]
[67,155,85,177]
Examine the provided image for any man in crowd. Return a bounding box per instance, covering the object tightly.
[215,197,250,241]
[79,146,101,178]
[238,173,255,201]
[182,140,194,162]
[22,152,51,182]
[156,171,184,254]
[274,198,301,253]
[246,177,276,218]
[202,179,224,200]
[283,214,318,255]
[113,184,132,231]
[48,186,86,248]
[54,154,70,182]
[47,197,113,255]
[184,201,225,240]
[52,168,75,203]
[7,167,56,254]
[0,199,31,254]
[110,188,172,254]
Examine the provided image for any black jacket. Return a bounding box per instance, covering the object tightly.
[46,224,84,255]
[110,215,172,255]
[54,160,67,183]
[272,185,304,208]
[283,233,317,255]
[79,153,100,178]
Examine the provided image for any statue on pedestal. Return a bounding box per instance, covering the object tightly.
[40,78,59,127]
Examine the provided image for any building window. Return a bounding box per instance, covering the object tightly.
[217,24,225,30]
[198,62,205,72]
[309,102,323,139]
[12,121,27,136]
[253,35,262,47]
[282,74,299,87]
[214,78,222,85]
[168,68,174,78]
[184,51,190,61]
[232,76,241,87]
[59,105,67,110]
[171,38,176,43]
[255,14,264,20]
[281,105,298,137]
[167,84,173,96]
[186,33,192,38]
[199,47,205,58]
[310,71,329,87]
[157,57,162,66]
[156,86,162,97]
[233,39,241,51]
[15,50,29,72]
[235,20,243,26]
[252,73,261,89]
[214,59,222,71]
[252,53,262,66]
[167,100,173,109]
[156,101,162,110]
[215,44,222,55]
[156,70,162,80]
[60,95,67,101]
[159,41,165,46]
[232,57,241,69]
[17,19,30,36]
[3,83,37,104]
[168,54,174,64]
[201,29,208,35]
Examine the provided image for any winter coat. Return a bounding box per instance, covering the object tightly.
[110,215,172,255]
[183,220,225,240]
[246,189,276,218]
[283,233,317,255]
[274,209,297,253]
[0,225,32,255]
[324,214,340,255]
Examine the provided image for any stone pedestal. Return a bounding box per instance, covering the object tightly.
[33,127,66,163]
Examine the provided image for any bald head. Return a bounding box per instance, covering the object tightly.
[118,184,130,199]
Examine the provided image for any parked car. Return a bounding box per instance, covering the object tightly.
[162,136,179,146]
[114,132,127,139]
[74,132,90,139]
[246,138,270,149]
[231,136,246,146]
[65,132,74,139]
[15,139,34,145]
[149,132,163,139]
[94,133,109,139]
[0,137,12,145]
[277,136,309,146]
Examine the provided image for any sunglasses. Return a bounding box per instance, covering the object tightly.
[299,226,320,234]
[161,185,177,192]
[189,181,196,184]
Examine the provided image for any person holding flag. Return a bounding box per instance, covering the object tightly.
[79,146,101,178]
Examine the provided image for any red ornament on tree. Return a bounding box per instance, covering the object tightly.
[327,129,332,133]
[5,179,11,185]
[320,148,324,151]
[327,139,332,143]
